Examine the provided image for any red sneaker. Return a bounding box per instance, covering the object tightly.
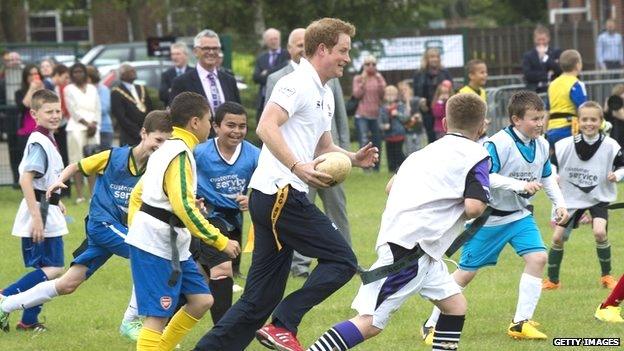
[255,324,304,351]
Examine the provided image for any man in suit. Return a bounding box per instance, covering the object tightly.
[170,29,240,116]
[111,63,153,146]
[159,42,192,106]
[253,28,289,123]
[522,25,562,93]
[265,28,352,278]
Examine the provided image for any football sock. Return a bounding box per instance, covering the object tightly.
[20,306,42,325]
[122,286,139,323]
[425,306,441,328]
[136,327,161,351]
[3,268,48,295]
[547,244,563,283]
[308,320,364,351]
[513,273,542,323]
[1,279,58,312]
[432,314,464,351]
[596,240,611,276]
[601,274,624,308]
[159,307,199,351]
[209,277,233,324]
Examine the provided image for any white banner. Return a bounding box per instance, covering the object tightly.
[351,34,465,72]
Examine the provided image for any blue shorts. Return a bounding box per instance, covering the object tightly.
[459,215,546,271]
[546,127,572,147]
[72,220,129,278]
[129,246,210,318]
[21,236,64,268]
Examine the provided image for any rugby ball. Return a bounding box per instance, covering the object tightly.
[314,152,352,186]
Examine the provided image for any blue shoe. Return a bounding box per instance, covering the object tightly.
[119,319,142,341]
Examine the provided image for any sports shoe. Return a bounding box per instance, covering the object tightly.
[594,305,624,323]
[542,279,561,290]
[507,319,547,340]
[601,275,617,289]
[119,319,143,341]
[420,323,434,346]
[16,321,47,333]
[0,295,10,332]
[255,324,304,351]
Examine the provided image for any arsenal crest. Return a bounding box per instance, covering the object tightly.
[160,296,172,309]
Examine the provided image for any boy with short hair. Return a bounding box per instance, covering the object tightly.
[545,49,587,146]
[308,93,491,351]
[543,101,624,290]
[0,89,66,332]
[458,59,488,101]
[192,101,260,324]
[0,111,173,340]
[422,90,569,343]
[125,92,240,351]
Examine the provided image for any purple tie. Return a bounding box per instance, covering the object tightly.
[269,51,277,67]
[206,72,222,113]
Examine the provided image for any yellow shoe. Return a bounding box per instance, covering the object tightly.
[542,279,561,290]
[594,305,624,323]
[421,324,434,346]
[601,275,617,289]
[507,319,547,340]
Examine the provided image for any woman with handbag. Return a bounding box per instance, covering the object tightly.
[64,63,101,203]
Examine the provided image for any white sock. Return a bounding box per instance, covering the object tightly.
[425,306,441,328]
[121,286,139,323]
[513,273,542,323]
[2,279,59,312]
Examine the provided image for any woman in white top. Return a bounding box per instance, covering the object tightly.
[64,63,101,203]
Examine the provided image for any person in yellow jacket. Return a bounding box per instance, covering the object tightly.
[458,59,488,101]
[125,92,241,351]
[545,49,587,147]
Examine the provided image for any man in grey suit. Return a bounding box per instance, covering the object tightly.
[265,28,352,278]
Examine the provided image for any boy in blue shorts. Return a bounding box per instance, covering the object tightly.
[0,90,66,332]
[545,49,587,146]
[0,111,172,340]
[422,90,570,342]
[125,92,240,351]
[192,101,260,324]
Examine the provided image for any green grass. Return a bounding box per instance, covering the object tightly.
[0,167,623,350]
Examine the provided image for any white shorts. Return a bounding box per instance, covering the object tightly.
[68,130,99,164]
[351,243,461,329]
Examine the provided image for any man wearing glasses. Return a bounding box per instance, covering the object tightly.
[170,29,240,113]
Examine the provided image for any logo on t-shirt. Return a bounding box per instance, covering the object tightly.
[279,86,295,97]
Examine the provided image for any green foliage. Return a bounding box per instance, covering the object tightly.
[0,161,622,350]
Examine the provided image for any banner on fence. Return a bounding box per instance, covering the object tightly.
[351,34,465,72]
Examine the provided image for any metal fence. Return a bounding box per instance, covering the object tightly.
[486,78,624,133]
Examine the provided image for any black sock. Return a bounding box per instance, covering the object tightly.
[597,240,611,276]
[209,277,233,324]
[433,314,465,351]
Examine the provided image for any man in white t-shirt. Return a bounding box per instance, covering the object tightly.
[193,18,378,351]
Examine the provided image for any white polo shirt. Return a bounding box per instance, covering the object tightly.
[249,58,334,194]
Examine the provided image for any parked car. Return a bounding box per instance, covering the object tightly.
[99,61,247,93]
[81,41,194,68]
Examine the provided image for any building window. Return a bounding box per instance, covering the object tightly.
[28,4,90,43]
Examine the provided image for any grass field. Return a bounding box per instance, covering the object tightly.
[0,167,623,351]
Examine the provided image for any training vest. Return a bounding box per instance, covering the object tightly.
[555,135,620,209]
[89,146,140,225]
[13,131,67,237]
[126,138,196,261]
[376,134,489,260]
[485,127,551,226]
[195,139,260,210]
